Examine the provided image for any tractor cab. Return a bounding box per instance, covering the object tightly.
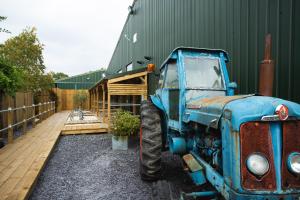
[154,47,235,131]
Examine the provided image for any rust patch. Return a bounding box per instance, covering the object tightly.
[183,154,203,172]
[282,121,300,189]
[187,95,253,109]
[240,122,276,190]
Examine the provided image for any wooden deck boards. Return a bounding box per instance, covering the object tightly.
[61,123,108,135]
[0,112,69,200]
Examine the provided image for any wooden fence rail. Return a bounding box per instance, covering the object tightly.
[0,101,56,144]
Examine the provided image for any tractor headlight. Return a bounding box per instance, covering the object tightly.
[287,152,300,174]
[246,153,269,176]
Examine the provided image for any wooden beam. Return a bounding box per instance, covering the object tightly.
[108,71,148,84]
[132,95,137,114]
[96,87,99,116]
[139,77,145,83]
[102,85,105,123]
[107,91,111,130]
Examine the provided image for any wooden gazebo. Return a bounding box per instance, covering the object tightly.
[89,68,149,127]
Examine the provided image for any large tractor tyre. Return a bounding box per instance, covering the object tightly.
[139,100,162,181]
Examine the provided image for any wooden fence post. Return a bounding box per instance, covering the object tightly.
[48,102,51,117]
[7,107,13,143]
[32,104,36,127]
[49,102,51,116]
[39,103,42,122]
[22,105,27,134]
[51,102,54,115]
[46,102,49,118]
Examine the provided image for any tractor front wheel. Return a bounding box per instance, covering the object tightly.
[139,100,162,181]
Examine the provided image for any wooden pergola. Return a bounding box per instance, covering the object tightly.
[89,70,148,127]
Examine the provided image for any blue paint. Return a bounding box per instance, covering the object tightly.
[226,96,300,131]
[150,95,165,111]
[182,191,217,198]
[189,170,207,186]
[169,137,186,154]
[270,123,282,192]
[149,47,300,199]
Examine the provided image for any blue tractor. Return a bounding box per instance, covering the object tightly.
[139,47,300,199]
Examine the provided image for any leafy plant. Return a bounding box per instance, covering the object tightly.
[0,58,22,96]
[0,27,52,93]
[50,71,69,81]
[0,16,11,34]
[73,90,88,109]
[112,110,140,136]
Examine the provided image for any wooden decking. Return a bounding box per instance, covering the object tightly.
[61,123,108,135]
[61,111,108,135]
[0,112,69,200]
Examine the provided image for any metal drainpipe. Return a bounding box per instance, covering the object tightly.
[259,34,275,96]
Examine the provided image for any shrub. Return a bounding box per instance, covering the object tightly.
[73,90,88,109]
[112,110,140,136]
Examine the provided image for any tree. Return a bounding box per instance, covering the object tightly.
[0,27,51,92]
[0,58,22,96]
[50,71,69,81]
[0,16,11,34]
[73,91,88,109]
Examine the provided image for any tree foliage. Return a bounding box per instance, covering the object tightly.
[0,27,54,93]
[50,71,69,81]
[0,58,22,96]
[73,90,88,109]
[0,16,11,34]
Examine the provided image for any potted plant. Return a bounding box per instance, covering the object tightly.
[111,110,140,150]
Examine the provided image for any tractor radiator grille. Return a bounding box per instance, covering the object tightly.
[240,122,276,190]
[282,120,300,189]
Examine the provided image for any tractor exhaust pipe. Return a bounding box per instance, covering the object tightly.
[259,34,275,96]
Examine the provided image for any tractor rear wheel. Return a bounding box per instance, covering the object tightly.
[139,100,162,181]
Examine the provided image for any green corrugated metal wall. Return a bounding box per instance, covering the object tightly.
[107,0,300,103]
[55,70,105,89]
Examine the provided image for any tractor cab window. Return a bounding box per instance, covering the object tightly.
[164,62,178,89]
[184,57,225,90]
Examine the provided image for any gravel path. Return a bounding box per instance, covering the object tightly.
[29,134,199,200]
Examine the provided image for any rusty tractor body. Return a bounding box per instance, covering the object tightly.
[139,47,300,199]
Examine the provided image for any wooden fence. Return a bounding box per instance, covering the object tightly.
[0,101,55,144]
[0,92,34,129]
[53,88,90,111]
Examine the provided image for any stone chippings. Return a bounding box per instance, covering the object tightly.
[30,134,198,200]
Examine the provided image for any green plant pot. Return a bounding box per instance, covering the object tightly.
[112,135,128,150]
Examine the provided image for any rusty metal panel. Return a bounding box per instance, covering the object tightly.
[282,121,300,189]
[240,122,276,190]
[183,154,203,172]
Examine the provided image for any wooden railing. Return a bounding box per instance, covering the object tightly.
[0,101,55,144]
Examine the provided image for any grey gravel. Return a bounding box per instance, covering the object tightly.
[29,134,200,200]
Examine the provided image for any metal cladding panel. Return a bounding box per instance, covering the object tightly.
[55,70,105,89]
[107,0,300,103]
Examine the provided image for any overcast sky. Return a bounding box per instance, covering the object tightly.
[0,0,133,76]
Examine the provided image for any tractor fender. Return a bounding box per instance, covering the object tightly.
[150,95,165,112]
